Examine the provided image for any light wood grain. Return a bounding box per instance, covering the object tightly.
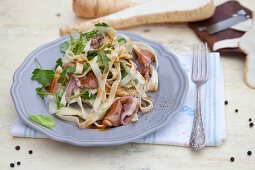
[60,0,215,36]
[1,0,255,170]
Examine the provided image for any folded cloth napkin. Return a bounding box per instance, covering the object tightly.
[11,52,226,146]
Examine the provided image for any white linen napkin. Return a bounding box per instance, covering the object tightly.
[11,52,226,146]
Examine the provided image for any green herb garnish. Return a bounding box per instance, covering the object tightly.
[70,34,86,55]
[117,37,126,44]
[83,63,90,73]
[95,22,109,27]
[81,86,96,100]
[120,59,130,78]
[70,34,75,44]
[71,86,96,100]
[55,88,65,109]
[87,51,97,60]
[29,114,56,128]
[60,42,70,53]
[31,68,55,87]
[83,30,100,40]
[58,66,76,84]
[97,50,110,67]
[55,58,62,69]
[36,87,49,99]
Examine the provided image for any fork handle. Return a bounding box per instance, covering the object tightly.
[190,86,206,151]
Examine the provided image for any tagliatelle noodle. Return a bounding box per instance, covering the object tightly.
[43,25,159,128]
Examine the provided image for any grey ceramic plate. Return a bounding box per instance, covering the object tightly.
[11,32,188,146]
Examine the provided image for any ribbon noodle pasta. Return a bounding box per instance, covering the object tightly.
[32,23,159,129]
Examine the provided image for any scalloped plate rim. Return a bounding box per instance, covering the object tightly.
[10,31,189,146]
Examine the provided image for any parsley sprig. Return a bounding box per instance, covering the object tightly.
[31,60,55,98]
[31,68,55,87]
[60,42,70,53]
[55,88,65,109]
[71,86,96,100]
[35,87,49,99]
[97,50,110,68]
[95,22,109,27]
[58,66,76,84]
[29,114,56,128]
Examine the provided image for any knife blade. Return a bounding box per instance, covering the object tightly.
[207,15,248,35]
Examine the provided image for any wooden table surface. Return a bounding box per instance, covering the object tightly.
[1,0,255,169]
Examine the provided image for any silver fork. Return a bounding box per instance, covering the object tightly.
[190,43,209,151]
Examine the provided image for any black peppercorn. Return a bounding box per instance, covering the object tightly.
[247,151,252,156]
[224,100,228,105]
[235,109,238,113]
[15,145,20,150]
[10,163,15,168]
[250,122,254,127]
[29,150,33,154]
[230,157,235,162]
[249,118,252,122]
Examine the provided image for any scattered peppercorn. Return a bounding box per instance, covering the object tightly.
[15,145,20,150]
[10,163,15,168]
[247,151,252,156]
[249,118,252,122]
[29,150,33,154]
[224,100,228,105]
[56,13,61,17]
[230,157,235,162]
[235,109,238,113]
[17,161,21,166]
[249,122,254,127]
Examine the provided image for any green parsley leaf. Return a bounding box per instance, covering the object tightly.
[97,50,110,67]
[133,78,139,84]
[69,30,104,55]
[104,50,111,54]
[95,22,109,27]
[83,30,99,40]
[70,34,86,55]
[55,58,62,69]
[55,88,65,109]
[87,51,97,60]
[70,35,75,45]
[121,69,127,78]
[71,86,96,100]
[83,63,90,73]
[117,37,126,44]
[81,93,96,100]
[58,66,76,84]
[66,66,76,73]
[29,114,56,128]
[80,87,96,100]
[120,60,130,78]
[104,44,115,54]
[72,41,85,55]
[36,87,49,99]
[60,42,70,53]
[31,68,55,87]
[58,69,67,84]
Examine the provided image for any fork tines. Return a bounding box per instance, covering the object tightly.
[192,43,208,83]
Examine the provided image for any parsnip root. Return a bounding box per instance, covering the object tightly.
[239,27,255,88]
[60,0,215,36]
[73,0,135,18]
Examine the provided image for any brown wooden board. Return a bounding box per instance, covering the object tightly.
[188,1,252,56]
